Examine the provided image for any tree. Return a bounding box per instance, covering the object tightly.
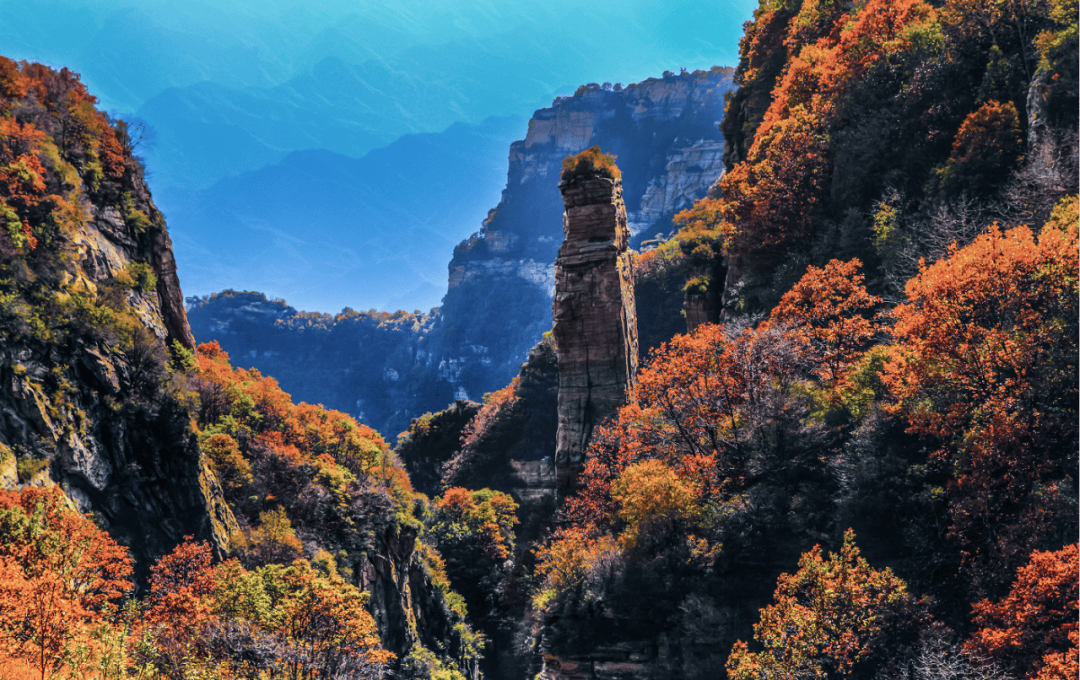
[965,544,1079,680]
[768,258,883,385]
[934,100,1024,196]
[255,560,393,679]
[884,208,1079,586]
[138,537,218,679]
[609,459,702,549]
[0,486,133,679]
[727,529,927,680]
[561,146,620,181]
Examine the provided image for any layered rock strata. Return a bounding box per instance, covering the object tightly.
[553,175,638,489]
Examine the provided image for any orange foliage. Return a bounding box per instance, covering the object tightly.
[561,145,621,181]
[768,258,882,384]
[0,57,28,102]
[532,527,618,611]
[20,63,126,180]
[432,487,518,563]
[194,341,387,477]
[139,537,218,674]
[0,486,133,679]
[965,544,1079,680]
[936,100,1024,195]
[719,0,937,256]
[566,319,812,529]
[231,506,305,568]
[884,216,1078,578]
[138,540,393,678]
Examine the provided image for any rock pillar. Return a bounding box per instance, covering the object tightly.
[552,175,638,489]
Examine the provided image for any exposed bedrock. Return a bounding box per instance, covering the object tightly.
[552,175,638,490]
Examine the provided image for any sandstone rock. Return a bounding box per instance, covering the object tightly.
[553,176,638,489]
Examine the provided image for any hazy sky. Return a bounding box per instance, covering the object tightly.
[1,0,760,312]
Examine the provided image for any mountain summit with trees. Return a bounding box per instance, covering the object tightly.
[0,0,1077,676]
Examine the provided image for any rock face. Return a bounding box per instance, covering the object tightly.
[440,71,733,408]
[0,172,234,579]
[191,70,734,445]
[553,176,638,488]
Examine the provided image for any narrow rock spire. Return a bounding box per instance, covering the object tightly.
[552,159,638,490]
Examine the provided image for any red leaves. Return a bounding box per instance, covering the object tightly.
[0,486,133,677]
[769,258,883,384]
[966,544,1079,679]
[718,0,938,257]
[884,212,1079,581]
[936,100,1024,195]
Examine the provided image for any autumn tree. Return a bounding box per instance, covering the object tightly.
[137,537,218,679]
[428,487,518,618]
[884,203,1079,587]
[561,146,620,181]
[768,258,883,385]
[727,529,928,680]
[608,459,702,550]
[532,527,619,613]
[0,486,133,679]
[137,539,393,679]
[965,544,1079,680]
[231,506,305,568]
[934,100,1024,197]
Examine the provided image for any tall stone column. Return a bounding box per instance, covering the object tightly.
[552,174,638,490]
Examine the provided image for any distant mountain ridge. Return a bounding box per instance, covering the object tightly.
[163,115,523,314]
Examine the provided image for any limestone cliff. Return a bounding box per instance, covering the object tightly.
[429,69,733,413]
[552,175,637,489]
[0,94,233,576]
[190,69,733,446]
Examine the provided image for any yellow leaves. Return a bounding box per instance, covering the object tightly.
[727,529,919,680]
[610,459,702,550]
[201,432,253,492]
[140,541,394,677]
[532,527,619,611]
[561,146,620,181]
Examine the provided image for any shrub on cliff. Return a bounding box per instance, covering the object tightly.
[560,146,620,182]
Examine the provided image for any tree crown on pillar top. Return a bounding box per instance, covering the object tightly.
[561,146,621,182]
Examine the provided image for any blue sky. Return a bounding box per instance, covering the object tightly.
[1,0,760,312]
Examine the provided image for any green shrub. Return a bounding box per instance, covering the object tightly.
[16,456,48,482]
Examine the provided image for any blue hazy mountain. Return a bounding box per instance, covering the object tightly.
[159,115,525,314]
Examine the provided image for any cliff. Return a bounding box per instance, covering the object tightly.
[0,59,481,680]
[436,69,733,405]
[0,61,232,577]
[190,69,734,445]
[186,291,442,438]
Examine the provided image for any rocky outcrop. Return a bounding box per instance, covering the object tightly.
[0,178,235,578]
[358,526,481,680]
[395,338,559,679]
[553,176,638,488]
[432,70,733,418]
[191,70,734,447]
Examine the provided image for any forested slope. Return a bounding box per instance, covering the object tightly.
[0,58,485,680]
[516,0,1080,676]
